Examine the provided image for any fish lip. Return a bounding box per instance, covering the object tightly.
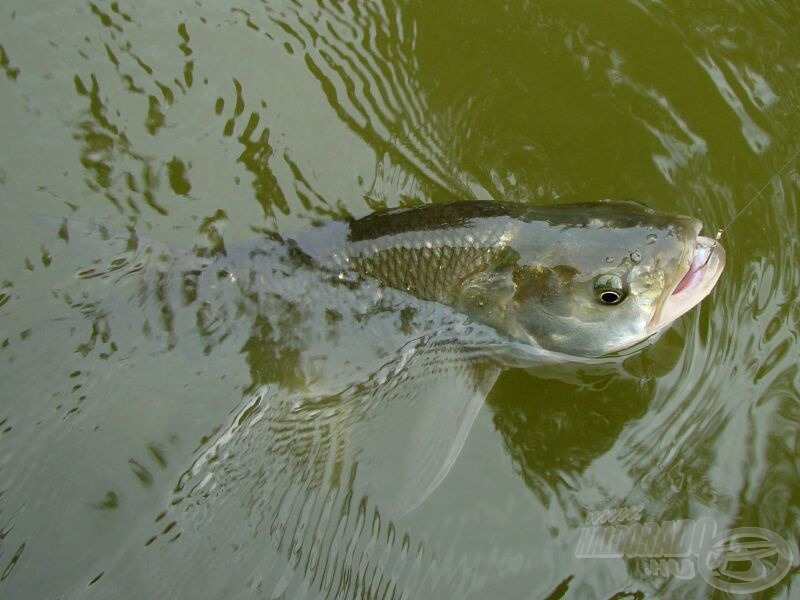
[671,237,715,295]
[648,234,726,333]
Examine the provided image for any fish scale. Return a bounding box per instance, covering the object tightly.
[354,244,509,304]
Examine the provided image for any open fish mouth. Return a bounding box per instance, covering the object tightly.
[672,236,720,295]
[651,235,726,332]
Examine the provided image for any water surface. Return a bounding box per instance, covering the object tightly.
[1,1,798,597]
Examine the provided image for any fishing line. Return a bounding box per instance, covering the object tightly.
[714,145,800,242]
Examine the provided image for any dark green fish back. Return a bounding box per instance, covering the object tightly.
[347,201,513,241]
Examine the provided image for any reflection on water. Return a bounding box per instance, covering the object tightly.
[1,0,799,597]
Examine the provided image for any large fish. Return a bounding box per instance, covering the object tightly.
[295,199,725,357]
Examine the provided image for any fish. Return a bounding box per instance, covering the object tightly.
[293,199,725,358]
[52,198,723,365]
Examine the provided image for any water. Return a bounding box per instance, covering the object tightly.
[1,1,798,597]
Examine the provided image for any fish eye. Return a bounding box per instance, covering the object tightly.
[594,274,626,305]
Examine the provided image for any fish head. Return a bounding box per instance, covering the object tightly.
[498,201,725,357]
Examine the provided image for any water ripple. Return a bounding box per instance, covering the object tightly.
[262,0,481,202]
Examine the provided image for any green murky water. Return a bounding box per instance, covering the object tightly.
[1,1,798,598]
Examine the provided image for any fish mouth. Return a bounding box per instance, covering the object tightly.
[650,235,726,332]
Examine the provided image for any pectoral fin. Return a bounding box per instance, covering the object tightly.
[349,336,500,517]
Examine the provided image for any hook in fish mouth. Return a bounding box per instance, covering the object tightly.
[672,237,717,295]
[650,235,726,333]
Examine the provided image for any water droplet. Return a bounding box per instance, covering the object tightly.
[646,234,658,244]
[630,251,642,264]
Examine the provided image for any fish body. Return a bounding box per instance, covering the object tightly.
[293,200,725,357]
[52,199,724,368]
